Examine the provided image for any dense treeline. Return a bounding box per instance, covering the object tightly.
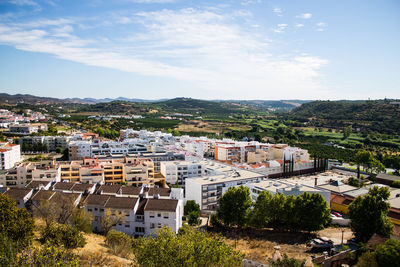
[212,186,331,232]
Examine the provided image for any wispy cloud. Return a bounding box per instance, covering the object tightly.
[273,23,287,33]
[295,23,304,28]
[0,8,328,99]
[296,13,312,19]
[9,0,38,6]
[273,7,283,17]
[316,22,326,31]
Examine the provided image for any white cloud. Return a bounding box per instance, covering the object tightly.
[9,0,38,6]
[296,13,312,19]
[295,23,304,28]
[273,7,283,16]
[0,8,329,99]
[274,23,287,33]
[316,22,326,32]
[241,0,262,6]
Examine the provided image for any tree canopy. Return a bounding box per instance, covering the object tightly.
[349,186,393,242]
[217,185,252,228]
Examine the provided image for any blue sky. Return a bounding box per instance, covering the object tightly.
[0,0,399,100]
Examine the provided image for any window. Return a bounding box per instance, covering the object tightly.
[94,208,98,211]
[150,223,155,229]
[157,213,161,217]
[149,212,155,218]
[88,208,92,212]
[163,213,169,219]
[158,223,162,228]
[135,227,145,233]
[100,208,104,212]
[125,224,130,228]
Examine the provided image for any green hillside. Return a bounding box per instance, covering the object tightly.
[286,100,400,134]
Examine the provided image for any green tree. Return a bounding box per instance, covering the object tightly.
[184,200,200,226]
[355,150,374,177]
[349,187,393,242]
[132,227,243,267]
[375,239,400,267]
[0,194,34,248]
[295,192,331,232]
[249,191,273,228]
[217,186,251,228]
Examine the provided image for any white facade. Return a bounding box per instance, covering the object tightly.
[0,143,21,170]
[160,161,203,186]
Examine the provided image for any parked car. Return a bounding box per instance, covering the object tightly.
[333,212,342,217]
[309,237,334,252]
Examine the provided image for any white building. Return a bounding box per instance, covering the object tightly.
[185,161,266,212]
[0,142,21,170]
[160,161,203,186]
[245,179,331,204]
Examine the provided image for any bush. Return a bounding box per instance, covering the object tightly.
[18,244,80,266]
[132,227,243,267]
[210,213,222,228]
[392,180,400,188]
[0,194,34,248]
[0,233,17,266]
[105,230,132,258]
[40,223,86,249]
[269,254,305,267]
[72,208,93,233]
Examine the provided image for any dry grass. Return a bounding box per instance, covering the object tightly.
[220,226,354,264]
[177,120,251,133]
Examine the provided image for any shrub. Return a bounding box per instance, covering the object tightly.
[72,208,93,233]
[0,233,17,266]
[40,223,86,249]
[105,230,132,257]
[269,254,305,267]
[18,244,80,266]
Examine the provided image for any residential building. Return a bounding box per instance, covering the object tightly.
[160,160,203,185]
[185,161,265,212]
[0,142,21,170]
[8,123,48,134]
[3,188,33,208]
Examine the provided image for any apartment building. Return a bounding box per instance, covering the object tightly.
[4,188,34,208]
[84,187,183,236]
[160,161,203,186]
[0,142,21,169]
[8,123,48,134]
[68,141,91,160]
[185,161,266,212]
[20,136,71,152]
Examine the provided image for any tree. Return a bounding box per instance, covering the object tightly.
[32,194,76,227]
[349,186,393,242]
[355,150,375,178]
[184,200,200,226]
[72,208,93,233]
[0,194,34,248]
[375,239,400,267]
[132,227,243,267]
[248,191,273,228]
[217,186,251,228]
[100,209,124,235]
[295,192,331,232]
[18,244,80,266]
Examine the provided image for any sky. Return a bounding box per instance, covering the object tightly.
[0,0,399,100]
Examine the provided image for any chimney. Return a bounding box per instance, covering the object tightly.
[153,194,160,199]
[314,177,318,187]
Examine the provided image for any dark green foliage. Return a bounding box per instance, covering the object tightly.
[375,239,400,267]
[217,186,252,228]
[348,177,364,187]
[269,254,305,267]
[249,192,331,232]
[132,227,244,267]
[0,194,34,248]
[40,223,86,249]
[296,143,356,163]
[0,233,18,266]
[349,187,393,242]
[105,230,132,257]
[184,200,201,226]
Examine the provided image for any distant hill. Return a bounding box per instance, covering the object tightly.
[286,100,400,134]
